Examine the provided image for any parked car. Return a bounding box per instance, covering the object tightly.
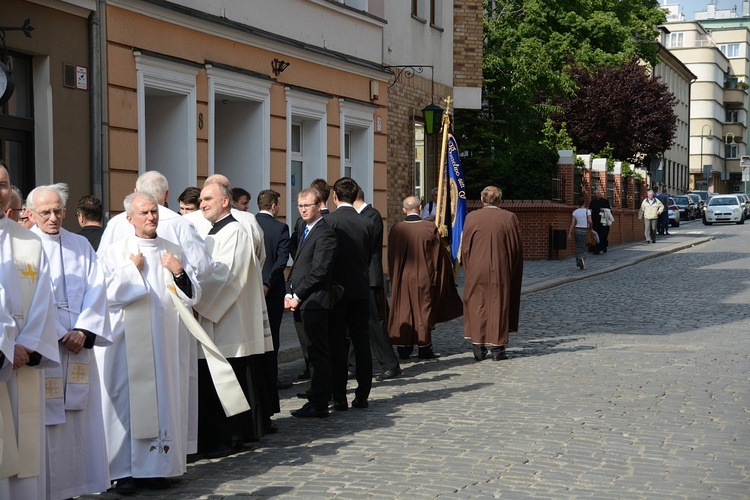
[703,195,745,225]
[667,198,680,227]
[671,195,696,220]
[689,190,716,204]
[734,193,750,217]
[686,193,705,217]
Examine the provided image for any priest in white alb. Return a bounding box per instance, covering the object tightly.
[192,180,275,458]
[0,163,60,500]
[27,183,111,499]
[96,192,201,496]
[97,170,213,457]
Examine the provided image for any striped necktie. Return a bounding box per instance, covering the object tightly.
[301,226,310,245]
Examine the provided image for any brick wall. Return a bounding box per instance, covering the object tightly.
[453,0,483,88]
[386,75,452,227]
[466,163,649,260]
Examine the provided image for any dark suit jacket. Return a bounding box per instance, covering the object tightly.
[256,212,290,298]
[325,205,373,301]
[288,218,337,310]
[359,204,385,289]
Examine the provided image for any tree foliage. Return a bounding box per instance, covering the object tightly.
[454,0,668,199]
[557,57,677,166]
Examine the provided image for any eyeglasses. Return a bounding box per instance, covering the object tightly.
[18,216,29,223]
[297,203,316,209]
[32,208,65,220]
[8,208,22,213]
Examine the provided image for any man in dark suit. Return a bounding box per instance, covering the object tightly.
[286,187,337,418]
[256,189,291,389]
[353,189,401,380]
[289,178,331,381]
[326,177,374,409]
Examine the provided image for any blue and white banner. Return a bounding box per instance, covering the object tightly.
[446,134,467,264]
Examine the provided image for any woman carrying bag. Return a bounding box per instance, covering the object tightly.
[568,198,593,270]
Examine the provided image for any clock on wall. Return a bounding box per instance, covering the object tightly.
[0,60,14,107]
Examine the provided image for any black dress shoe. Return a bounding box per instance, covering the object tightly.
[291,402,329,418]
[264,419,279,434]
[297,368,311,380]
[472,344,487,361]
[397,347,413,360]
[351,397,369,409]
[136,477,170,490]
[376,367,402,381]
[347,370,356,380]
[491,346,508,361]
[204,444,234,459]
[276,380,293,390]
[417,348,440,359]
[115,477,137,496]
[297,391,311,399]
[329,400,348,411]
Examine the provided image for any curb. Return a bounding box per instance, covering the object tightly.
[521,237,715,295]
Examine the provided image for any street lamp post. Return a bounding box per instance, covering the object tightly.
[701,124,713,190]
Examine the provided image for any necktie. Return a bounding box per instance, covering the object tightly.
[301,226,310,245]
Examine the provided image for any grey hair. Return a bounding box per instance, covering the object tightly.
[124,192,159,215]
[135,171,169,201]
[204,178,232,199]
[26,183,69,210]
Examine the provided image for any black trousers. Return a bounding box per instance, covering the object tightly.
[197,357,251,451]
[349,288,399,372]
[265,294,285,380]
[330,298,371,401]
[294,307,330,408]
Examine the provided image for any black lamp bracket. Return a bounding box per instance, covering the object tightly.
[383,64,435,98]
[0,19,34,66]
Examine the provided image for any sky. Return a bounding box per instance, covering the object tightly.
[672,0,743,20]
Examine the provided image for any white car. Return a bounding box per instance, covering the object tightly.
[667,198,680,227]
[703,195,746,225]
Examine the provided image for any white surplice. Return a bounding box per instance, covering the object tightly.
[96,235,200,480]
[31,227,112,499]
[193,218,273,357]
[0,216,60,500]
[99,204,212,454]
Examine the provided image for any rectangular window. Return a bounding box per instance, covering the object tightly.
[344,130,352,178]
[291,123,302,153]
[720,43,741,58]
[668,32,684,48]
[727,109,739,122]
[430,0,443,28]
[412,0,425,20]
[726,143,739,159]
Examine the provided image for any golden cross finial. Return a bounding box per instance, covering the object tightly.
[443,96,453,114]
[19,263,38,284]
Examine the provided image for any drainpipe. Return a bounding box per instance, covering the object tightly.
[89,0,109,219]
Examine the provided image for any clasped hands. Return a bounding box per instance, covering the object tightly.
[128,251,183,276]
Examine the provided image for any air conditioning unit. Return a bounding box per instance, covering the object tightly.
[741,155,750,167]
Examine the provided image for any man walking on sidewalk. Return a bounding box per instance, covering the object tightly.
[638,189,664,244]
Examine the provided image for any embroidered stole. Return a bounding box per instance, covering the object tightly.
[0,222,43,479]
[45,233,90,426]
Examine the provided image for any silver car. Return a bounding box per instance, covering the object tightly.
[703,195,745,225]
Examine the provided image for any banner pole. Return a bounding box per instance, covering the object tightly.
[435,97,453,238]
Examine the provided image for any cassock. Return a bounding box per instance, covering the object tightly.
[99,204,212,454]
[31,227,111,499]
[193,215,274,448]
[96,235,200,480]
[0,216,59,500]
[387,215,462,348]
[461,205,523,346]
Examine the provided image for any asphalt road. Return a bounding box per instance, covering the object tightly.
[89,217,749,499]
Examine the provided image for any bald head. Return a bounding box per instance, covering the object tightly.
[204,174,231,188]
[402,196,421,214]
